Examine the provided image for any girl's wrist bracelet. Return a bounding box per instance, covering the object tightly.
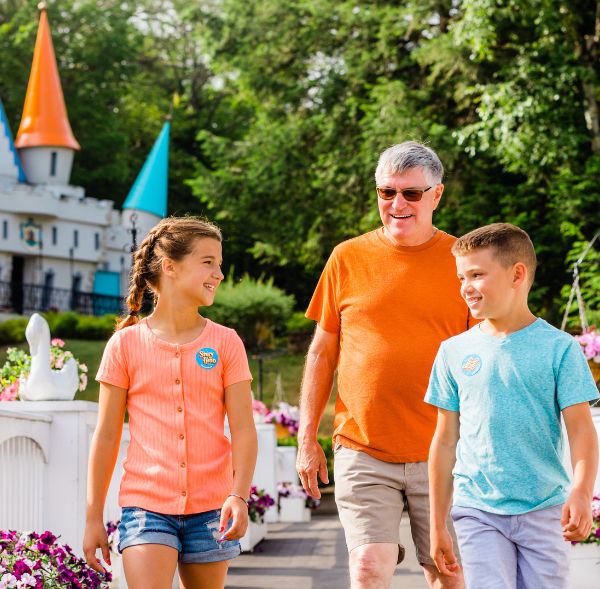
[228,493,248,506]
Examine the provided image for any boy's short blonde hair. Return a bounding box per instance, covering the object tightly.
[452,223,537,286]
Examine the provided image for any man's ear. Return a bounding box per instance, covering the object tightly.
[512,262,528,288]
[432,183,445,210]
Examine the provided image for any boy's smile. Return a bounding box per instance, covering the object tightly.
[456,248,516,320]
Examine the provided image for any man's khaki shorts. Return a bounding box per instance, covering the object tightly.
[334,445,458,566]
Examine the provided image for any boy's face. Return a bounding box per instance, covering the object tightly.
[455,248,517,320]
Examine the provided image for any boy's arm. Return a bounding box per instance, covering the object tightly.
[562,402,599,542]
[429,408,461,576]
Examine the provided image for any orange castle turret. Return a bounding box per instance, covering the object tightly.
[15,4,79,185]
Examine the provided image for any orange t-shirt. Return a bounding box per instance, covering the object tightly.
[96,318,252,515]
[306,228,472,463]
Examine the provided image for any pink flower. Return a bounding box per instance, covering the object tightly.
[50,339,65,348]
[0,382,19,402]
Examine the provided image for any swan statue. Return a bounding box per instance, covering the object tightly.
[19,313,79,401]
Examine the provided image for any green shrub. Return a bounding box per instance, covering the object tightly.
[0,318,28,345]
[51,311,80,338]
[75,314,116,339]
[204,275,294,350]
[286,311,314,334]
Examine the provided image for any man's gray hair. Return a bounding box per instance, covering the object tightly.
[375,141,444,185]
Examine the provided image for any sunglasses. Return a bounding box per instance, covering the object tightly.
[376,186,432,202]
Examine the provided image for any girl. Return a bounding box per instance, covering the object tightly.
[83,217,257,589]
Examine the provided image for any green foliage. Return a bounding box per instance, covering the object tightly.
[286,312,314,334]
[1,0,598,319]
[204,275,295,350]
[0,313,115,345]
[0,318,28,345]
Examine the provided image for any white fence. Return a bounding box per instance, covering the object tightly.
[0,401,126,552]
[0,402,281,555]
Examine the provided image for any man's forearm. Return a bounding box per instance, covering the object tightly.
[298,345,337,442]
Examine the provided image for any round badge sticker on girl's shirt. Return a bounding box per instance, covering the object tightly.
[196,347,219,370]
[461,354,482,376]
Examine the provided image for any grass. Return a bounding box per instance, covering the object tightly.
[1,341,336,435]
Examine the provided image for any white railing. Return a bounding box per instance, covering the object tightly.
[0,411,50,532]
[0,401,124,553]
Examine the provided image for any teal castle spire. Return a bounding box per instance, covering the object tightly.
[123,121,169,218]
[0,100,27,182]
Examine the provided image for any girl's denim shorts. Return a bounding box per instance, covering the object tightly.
[118,507,241,563]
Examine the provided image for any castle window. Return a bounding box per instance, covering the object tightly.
[94,232,100,250]
[2,220,7,239]
[50,152,57,177]
[73,229,79,248]
[52,226,57,245]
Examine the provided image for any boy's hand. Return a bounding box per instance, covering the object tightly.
[561,489,593,542]
[430,526,460,577]
[218,495,249,541]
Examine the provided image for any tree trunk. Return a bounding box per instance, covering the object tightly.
[581,1,600,153]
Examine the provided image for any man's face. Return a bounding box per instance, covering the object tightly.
[376,167,443,247]
[455,248,516,320]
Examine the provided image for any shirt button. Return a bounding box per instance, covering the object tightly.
[175,378,181,384]
[181,490,187,496]
[179,434,185,440]
[177,406,183,412]
[180,462,186,468]
[175,352,180,358]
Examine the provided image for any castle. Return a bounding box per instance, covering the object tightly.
[0,6,168,315]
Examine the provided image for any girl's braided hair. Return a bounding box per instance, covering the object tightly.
[115,216,222,331]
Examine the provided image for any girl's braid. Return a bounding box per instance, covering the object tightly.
[116,224,164,330]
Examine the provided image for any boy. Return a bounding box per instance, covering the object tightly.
[425,223,599,589]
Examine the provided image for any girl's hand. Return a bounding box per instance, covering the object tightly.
[83,518,111,574]
[218,495,249,541]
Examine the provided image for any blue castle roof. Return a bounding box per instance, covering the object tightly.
[123,121,169,218]
[0,100,27,182]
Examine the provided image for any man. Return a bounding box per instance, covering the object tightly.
[297,142,471,589]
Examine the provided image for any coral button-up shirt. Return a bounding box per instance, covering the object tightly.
[96,318,252,515]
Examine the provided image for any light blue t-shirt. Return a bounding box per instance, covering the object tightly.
[425,318,599,515]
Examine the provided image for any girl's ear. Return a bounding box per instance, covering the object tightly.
[512,262,528,288]
[161,257,176,277]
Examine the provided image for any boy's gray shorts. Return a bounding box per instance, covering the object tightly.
[451,504,570,589]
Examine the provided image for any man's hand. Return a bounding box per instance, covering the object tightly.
[430,526,460,577]
[562,489,593,542]
[297,437,329,499]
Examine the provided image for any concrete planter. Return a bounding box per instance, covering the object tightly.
[570,543,600,589]
[279,497,311,523]
[239,520,268,552]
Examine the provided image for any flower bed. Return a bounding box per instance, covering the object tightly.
[0,529,110,588]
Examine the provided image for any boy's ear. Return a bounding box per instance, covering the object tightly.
[512,262,528,288]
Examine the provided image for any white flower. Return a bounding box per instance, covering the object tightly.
[0,572,18,589]
[17,574,36,588]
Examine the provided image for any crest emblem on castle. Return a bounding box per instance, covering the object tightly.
[0,5,168,315]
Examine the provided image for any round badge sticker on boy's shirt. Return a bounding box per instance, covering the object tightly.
[196,347,219,370]
[461,354,482,376]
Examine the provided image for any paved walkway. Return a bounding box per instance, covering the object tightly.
[226,511,428,589]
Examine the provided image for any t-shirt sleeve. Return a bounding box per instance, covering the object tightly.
[305,250,341,333]
[425,344,460,412]
[222,331,253,389]
[96,331,129,389]
[556,338,600,410]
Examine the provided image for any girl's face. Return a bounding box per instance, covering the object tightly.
[167,237,224,307]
